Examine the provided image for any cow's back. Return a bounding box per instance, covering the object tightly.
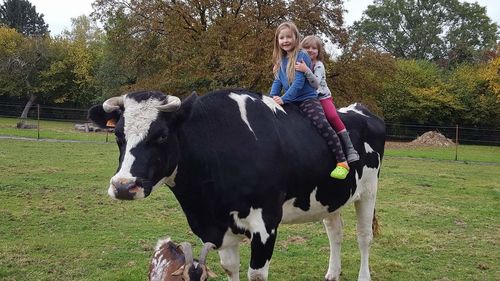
[175,90,384,214]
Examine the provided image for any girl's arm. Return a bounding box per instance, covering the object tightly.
[295,60,320,89]
[269,77,282,97]
[313,62,326,88]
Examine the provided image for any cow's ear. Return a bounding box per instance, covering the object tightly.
[88,105,121,129]
[168,92,197,128]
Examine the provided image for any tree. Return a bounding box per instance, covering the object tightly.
[378,59,461,124]
[353,0,498,66]
[35,15,104,108]
[0,16,104,126]
[0,26,51,126]
[446,60,500,127]
[0,0,49,36]
[0,27,25,96]
[91,0,346,96]
[330,37,397,115]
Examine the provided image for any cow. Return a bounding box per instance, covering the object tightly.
[88,88,385,281]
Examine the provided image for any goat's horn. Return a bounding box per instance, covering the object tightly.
[179,242,194,265]
[199,242,216,265]
[103,96,124,113]
[156,95,181,112]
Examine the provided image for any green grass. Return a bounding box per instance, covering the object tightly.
[0,139,499,281]
[0,117,111,142]
[385,144,500,163]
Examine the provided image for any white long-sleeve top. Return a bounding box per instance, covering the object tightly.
[303,60,332,100]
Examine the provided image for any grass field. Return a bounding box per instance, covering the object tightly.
[0,117,110,142]
[0,138,499,281]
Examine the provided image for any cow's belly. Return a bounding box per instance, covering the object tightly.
[281,188,351,224]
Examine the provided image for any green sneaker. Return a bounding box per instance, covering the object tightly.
[330,165,349,180]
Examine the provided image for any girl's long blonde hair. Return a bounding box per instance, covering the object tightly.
[272,22,301,85]
[300,35,325,62]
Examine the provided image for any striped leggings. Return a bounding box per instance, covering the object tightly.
[298,98,346,163]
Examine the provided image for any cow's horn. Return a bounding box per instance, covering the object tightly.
[179,242,194,265]
[156,95,181,112]
[199,242,216,265]
[103,96,124,113]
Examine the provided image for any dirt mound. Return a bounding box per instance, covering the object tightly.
[410,131,454,146]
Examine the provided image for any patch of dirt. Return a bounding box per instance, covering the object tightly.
[410,131,454,147]
[386,131,455,149]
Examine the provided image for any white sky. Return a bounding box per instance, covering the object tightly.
[28,0,500,35]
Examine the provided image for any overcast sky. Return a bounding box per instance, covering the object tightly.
[29,0,500,36]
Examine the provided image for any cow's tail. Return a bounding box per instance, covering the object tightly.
[372,209,380,237]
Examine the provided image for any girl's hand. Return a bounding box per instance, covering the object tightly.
[273,96,284,105]
[295,60,309,73]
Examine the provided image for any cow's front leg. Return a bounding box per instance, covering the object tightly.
[247,228,277,281]
[323,211,343,281]
[219,232,241,281]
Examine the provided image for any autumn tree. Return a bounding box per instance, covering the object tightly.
[0,26,52,126]
[330,38,396,115]
[378,59,462,125]
[445,59,500,127]
[0,0,48,36]
[33,16,104,108]
[92,0,346,96]
[353,0,498,67]
[0,16,103,126]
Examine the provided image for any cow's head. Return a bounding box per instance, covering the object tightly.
[88,91,183,200]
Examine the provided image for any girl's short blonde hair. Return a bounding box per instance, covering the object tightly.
[300,35,325,62]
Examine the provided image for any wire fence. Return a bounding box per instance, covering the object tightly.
[0,102,499,145]
[386,123,500,146]
[0,102,88,122]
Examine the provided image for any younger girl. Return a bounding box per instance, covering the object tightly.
[295,35,359,163]
[269,22,349,180]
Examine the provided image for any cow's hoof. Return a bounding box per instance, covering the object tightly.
[324,275,340,281]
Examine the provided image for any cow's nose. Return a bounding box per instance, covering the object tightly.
[111,179,140,200]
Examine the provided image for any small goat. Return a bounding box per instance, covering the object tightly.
[148,238,216,281]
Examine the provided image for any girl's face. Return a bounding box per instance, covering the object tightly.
[278,28,296,54]
[304,44,319,61]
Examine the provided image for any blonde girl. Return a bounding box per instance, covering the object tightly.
[295,35,359,163]
[269,22,350,180]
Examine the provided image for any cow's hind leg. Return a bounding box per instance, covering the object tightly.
[323,211,343,281]
[354,186,377,281]
[247,229,277,281]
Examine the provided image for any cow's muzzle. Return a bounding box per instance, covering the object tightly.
[109,179,145,200]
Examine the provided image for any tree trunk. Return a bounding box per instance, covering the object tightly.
[17,94,37,129]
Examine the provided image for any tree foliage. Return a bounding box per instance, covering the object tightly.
[330,38,396,115]
[0,14,104,116]
[445,59,500,127]
[353,0,498,66]
[91,0,346,96]
[0,1,498,129]
[0,0,48,36]
[378,59,462,125]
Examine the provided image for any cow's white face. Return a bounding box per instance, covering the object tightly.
[96,92,181,200]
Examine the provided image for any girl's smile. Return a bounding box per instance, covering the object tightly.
[304,45,319,61]
[278,28,296,53]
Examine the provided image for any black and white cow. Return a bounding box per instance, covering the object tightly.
[88,88,385,281]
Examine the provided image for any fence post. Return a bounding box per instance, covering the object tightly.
[37,104,40,140]
[455,124,459,161]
